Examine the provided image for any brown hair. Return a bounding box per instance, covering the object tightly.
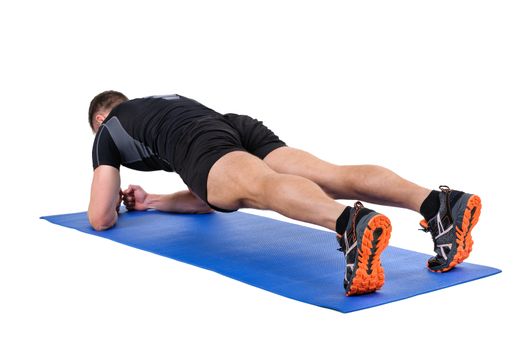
[88,90,128,131]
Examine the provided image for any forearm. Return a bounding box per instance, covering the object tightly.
[88,165,122,231]
[145,191,213,213]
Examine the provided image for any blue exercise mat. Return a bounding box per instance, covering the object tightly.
[41,210,501,313]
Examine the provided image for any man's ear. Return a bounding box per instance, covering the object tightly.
[95,114,106,125]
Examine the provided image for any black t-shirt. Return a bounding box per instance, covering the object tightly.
[92,94,220,172]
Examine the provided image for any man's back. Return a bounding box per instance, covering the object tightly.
[92,94,219,172]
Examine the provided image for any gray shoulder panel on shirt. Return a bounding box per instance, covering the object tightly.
[104,116,155,164]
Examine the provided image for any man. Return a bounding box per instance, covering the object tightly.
[88,90,482,296]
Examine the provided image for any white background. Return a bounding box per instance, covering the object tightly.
[1,0,525,348]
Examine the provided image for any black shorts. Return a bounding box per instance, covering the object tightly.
[172,113,287,212]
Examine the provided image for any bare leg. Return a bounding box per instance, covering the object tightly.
[264,147,431,212]
[207,151,346,232]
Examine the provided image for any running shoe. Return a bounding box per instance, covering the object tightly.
[420,185,482,272]
[337,202,392,296]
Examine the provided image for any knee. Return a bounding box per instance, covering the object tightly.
[242,172,307,209]
[327,165,380,198]
[312,165,351,198]
[240,172,278,208]
[335,164,387,191]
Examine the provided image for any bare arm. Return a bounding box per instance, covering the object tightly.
[88,165,121,231]
[122,185,213,214]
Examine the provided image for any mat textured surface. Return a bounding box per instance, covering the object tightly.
[41,210,501,312]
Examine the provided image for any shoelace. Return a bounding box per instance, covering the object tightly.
[439,185,452,218]
[338,201,364,252]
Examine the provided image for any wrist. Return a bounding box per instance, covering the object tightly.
[144,193,158,210]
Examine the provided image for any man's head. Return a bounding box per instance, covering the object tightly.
[88,90,128,133]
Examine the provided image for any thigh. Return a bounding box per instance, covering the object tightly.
[263,146,341,197]
[207,150,275,211]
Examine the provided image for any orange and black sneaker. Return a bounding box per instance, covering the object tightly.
[419,185,482,272]
[337,201,392,296]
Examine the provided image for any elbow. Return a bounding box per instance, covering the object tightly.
[88,212,117,232]
[91,221,114,232]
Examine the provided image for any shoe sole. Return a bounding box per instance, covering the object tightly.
[429,195,482,273]
[347,214,392,296]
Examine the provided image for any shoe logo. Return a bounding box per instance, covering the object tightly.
[435,212,453,239]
